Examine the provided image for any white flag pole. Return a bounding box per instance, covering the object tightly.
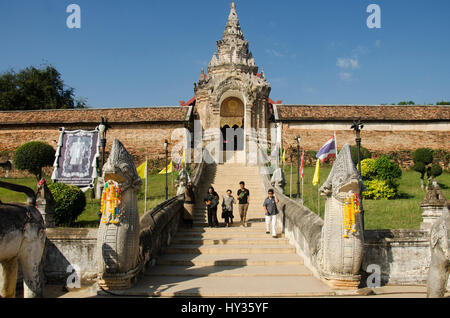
[334,131,338,155]
[301,150,304,204]
[144,156,148,213]
[290,160,293,199]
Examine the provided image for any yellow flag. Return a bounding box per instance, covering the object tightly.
[181,149,185,167]
[159,161,173,174]
[136,161,147,179]
[282,149,286,163]
[312,159,320,186]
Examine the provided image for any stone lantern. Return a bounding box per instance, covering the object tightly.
[420,184,448,231]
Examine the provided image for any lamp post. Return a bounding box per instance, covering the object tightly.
[351,119,365,229]
[99,117,110,170]
[296,136,301,200]
[164,139,169,200]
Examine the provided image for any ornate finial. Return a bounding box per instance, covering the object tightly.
[231,2,236,10]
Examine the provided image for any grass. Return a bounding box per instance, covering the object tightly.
[0,172,179,228]
[2,167,449,230]
[282,164,450,230]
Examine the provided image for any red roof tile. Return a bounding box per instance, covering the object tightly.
[0,106,191,126]
[276,105,450,122]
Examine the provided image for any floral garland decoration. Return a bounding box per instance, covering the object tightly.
[343,192,361,238]
[100,180,122,224]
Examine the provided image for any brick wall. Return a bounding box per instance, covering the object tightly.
[0,122,188,178]
[281,121,449,166]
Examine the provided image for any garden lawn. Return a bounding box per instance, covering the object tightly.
[282,165,450,230]
[0,172,179,228]
[2,168,449,230]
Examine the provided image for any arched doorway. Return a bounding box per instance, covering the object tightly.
[220,97,244,163]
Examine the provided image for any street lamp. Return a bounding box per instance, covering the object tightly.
[164,139,169,200]
[351,119,365,229]
[99,117,110,170]
[295,136,301,200]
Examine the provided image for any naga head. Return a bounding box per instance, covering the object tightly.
[102,139,142,191]
[320,144,364,200]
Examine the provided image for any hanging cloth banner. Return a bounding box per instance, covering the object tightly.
[51,127,101,187]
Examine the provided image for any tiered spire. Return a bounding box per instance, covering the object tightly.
[222,2,244,41]
[208,2,257,73]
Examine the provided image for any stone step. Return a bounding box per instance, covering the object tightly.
[177,225,280,233]
[189,222,274,229]
[109,275,335,297]
[171,237,289,245]
[144,265,312,277]
[157,253,303,266]
[175,232,285,239]
[165,244,295,254]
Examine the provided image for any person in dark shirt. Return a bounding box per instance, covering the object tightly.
[204,186,219,227]
[263,189,279,238]
[237,181,250,227]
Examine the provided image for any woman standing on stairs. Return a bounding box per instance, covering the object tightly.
[204,186,219,227]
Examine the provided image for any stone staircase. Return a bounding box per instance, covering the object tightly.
[121,163,335,297]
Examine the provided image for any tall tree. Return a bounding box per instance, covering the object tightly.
[0,64,87,110]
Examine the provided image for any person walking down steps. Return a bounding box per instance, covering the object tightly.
[221,189,235,227]
[263,189,279,238]
[237,181,250,227]
[204,186,219,227]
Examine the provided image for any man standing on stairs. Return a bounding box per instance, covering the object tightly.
[237,181,250,227]
[263,189,279,238]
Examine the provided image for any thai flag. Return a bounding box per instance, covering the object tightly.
[316,136,337,163]
[300,151,305,178]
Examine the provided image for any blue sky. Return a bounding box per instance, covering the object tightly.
[1,0,449,107]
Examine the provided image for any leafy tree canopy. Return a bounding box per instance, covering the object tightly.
[397,101,415,105]
[0,64,87,110]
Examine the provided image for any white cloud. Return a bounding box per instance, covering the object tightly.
[339,72,353,81]
[265,48,284,58]
[337,57,359,69]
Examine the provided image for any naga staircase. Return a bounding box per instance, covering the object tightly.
[121,163,334,297]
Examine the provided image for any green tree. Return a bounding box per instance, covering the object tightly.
[397,101,415,105]
[350,145,372,167]
[0,64,87,110]
[13,141,55,180]
[412,148,434,190]
[48,182,86,226]
[436,101,450,105]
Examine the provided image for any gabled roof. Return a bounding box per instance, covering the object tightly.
[0,106,192,126]
[275,105,450,122]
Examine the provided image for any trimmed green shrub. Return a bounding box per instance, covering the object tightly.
[363,179,397,200]
[360,158,377,181]
[413,148,433,166]
[13,141,55,180]
[350,145,372,165]
[412,148,442,190]
[429,164,443,179]
[361,155,402,200]
[373,155,402,184]
[48,182,86,226]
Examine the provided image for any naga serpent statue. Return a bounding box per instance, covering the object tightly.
[97,139,143,290]
[318,144,365,289]
[427,199,449,298]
